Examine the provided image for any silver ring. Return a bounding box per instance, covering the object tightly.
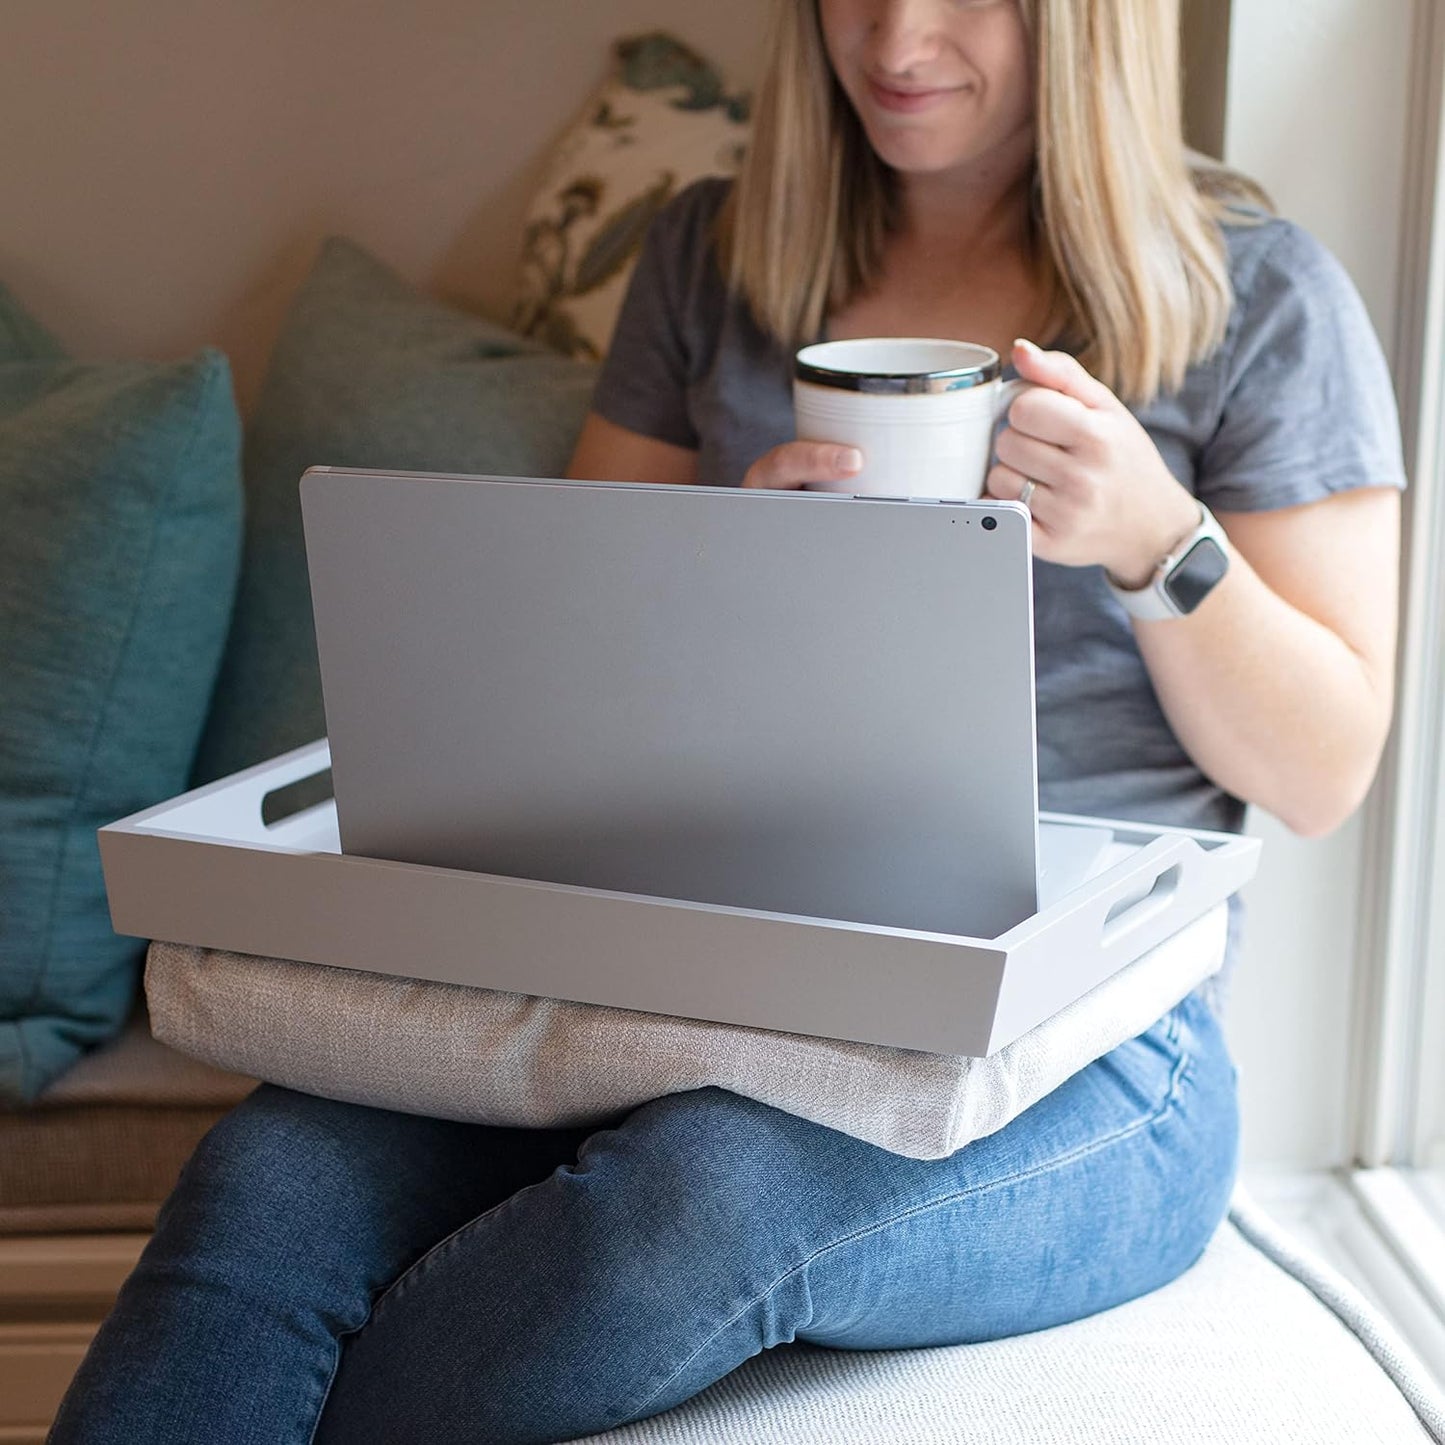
[1017,478,1036,507]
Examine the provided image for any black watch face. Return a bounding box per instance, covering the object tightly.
[1163,537,1229,613]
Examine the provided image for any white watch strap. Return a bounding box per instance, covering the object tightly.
[1105,503,1225,621]
[1106,567,1180,620]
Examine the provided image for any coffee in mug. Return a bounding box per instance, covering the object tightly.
[793,338,1030,500]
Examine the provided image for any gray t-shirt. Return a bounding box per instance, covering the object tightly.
[591,177,1406,967]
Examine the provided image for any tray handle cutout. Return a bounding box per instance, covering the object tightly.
[110,740,336,847]
[1100,861,1182,947]
[261,767,335,828]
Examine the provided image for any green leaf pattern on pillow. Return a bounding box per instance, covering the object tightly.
[572,175,677,298]
[614,32,751,119]
[513,33,749,360]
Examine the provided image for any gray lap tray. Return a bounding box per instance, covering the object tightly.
[100,741,1259,1057]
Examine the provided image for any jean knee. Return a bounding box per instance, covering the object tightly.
[603,1088,814,1216]
[569,1086,864,1300]
[160,1087,377,1277]
[539,1093,826,1422]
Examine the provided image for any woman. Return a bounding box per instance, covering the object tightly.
[54,2,1403,1442]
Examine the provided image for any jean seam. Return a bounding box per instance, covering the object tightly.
[304,1332,351,1445]
[307,1171,566,1439]
[625,1032,1195,1423]
[359,1171,562,1331]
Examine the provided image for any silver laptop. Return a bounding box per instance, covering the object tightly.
[300,469,1111,940]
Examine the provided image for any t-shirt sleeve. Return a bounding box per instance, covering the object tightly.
[1196,221,1406,513]
[588,183,719,451]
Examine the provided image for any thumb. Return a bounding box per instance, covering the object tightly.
[746,440,863,489]
[1011,338,1117,410]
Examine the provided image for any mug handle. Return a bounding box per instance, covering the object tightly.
[991,376,1037,429]
[986,378,1039,497]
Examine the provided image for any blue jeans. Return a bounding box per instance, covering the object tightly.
[51,989,1237,1445]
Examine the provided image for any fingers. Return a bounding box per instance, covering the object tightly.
[987,463,1054,555]
[994,424,1082,491]
[1011,338,1118,412]
[1005,384,1095,449]
[744,441,863,489]
[986,461,1045,513]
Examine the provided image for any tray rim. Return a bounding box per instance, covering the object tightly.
[100,741,1261,1055]
[102,739,1256,950]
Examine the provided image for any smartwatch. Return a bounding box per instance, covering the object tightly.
[1105,502,1230,621]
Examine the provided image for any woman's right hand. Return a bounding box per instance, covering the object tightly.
[742,441,864,489]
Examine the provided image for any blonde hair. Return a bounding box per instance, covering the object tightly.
[720,0,1271,406]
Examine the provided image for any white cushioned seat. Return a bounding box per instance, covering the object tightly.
[581,1191,1445,1444]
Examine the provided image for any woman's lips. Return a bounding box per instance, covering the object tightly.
[866,77,957,113]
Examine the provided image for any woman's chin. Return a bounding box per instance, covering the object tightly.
[859,122,1033,188]
[868,140,979,180]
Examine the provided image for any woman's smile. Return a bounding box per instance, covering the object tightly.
[864,75,968,114]
[821,0,1034,179]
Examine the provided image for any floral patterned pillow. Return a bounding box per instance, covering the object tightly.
[512,33,750,360]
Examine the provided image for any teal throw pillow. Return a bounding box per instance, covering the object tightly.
[0,296,243,1101]
[191,237,599,783]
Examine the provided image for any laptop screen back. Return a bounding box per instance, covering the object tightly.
[302,470,1039,938]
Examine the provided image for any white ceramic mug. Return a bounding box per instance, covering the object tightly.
[793,338,1030,500]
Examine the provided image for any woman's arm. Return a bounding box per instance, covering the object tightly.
[1131,488,1399,837]
[567,413,699,484]
[991,340,1401,838]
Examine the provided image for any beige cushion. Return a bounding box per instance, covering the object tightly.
[510,33,749,359]
[144,904,1225,1160]
[0,1011,252,1235]
[578,1192,1445,1444]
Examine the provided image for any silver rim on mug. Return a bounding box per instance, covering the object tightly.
[795,354,1002,395]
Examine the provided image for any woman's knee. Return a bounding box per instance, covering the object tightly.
[157,1086,414,1296]
[173,1088,362,1215]
[587,1088,847,1245]
[559,1085,901,1323]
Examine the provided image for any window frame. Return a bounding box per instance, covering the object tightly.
[1345,0,1445,1301]
[1350,0,1445,1172]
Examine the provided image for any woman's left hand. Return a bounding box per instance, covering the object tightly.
[987,339,1203,587]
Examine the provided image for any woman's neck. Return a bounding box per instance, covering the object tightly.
[826,151,1050,355]
[893,153,1035,258]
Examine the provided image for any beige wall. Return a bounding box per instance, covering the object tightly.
[1181,0,1232,158]
[1,1,767,409]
